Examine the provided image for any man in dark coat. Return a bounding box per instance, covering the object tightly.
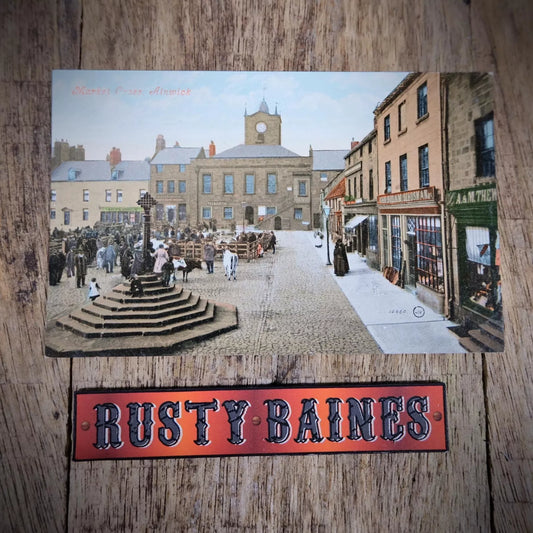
[65,248,75,277]
[270,231,277,254]
[203,241,216,274]
[161,258,175,287]
[74,250,88,288]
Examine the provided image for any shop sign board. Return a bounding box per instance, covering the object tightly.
[446,184,497,208]
[74,383,447,461]
[378,186,436,205]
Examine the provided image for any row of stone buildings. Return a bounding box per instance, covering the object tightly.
[323,72,499,333]
[50,98,346,234]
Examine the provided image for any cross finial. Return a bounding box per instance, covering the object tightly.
[137,192,157,210]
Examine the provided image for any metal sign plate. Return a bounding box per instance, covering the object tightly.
[74,383,447,460]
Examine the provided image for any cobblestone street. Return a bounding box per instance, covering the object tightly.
[46,231,382,357]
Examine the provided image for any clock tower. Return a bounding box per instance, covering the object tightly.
[244,99,282,145]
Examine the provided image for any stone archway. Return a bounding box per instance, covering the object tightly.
[274,216,282,230]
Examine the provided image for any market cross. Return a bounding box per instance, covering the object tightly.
[137,192,157,273]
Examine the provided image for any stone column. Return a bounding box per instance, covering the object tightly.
[137,192,157,274]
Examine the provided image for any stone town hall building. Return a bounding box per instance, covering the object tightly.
[50,99,346,233]
[149,99,345,232]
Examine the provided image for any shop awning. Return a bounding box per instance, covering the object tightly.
[345,215,368,229]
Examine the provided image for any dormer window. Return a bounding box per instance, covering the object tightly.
[111,169,124,180]
[68,168,80,181]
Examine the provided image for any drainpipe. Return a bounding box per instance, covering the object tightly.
[441,76,454,320]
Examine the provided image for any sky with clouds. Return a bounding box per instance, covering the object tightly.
[52,70,409,160]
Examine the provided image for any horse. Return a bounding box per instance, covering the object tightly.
[174,258,202,282]
[223,249,238,281]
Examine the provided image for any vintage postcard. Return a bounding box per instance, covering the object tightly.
[46,70,502,356]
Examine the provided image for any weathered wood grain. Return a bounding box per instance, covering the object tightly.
[475,3,533,531]
[0,0,531,532]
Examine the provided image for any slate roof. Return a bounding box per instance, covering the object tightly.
[213,144,302,159]
[312,150,348,171]
[150,146,204,165]
[114,160,151,180]
[51,160,150,182]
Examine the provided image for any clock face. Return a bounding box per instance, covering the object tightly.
[256,121,267,133]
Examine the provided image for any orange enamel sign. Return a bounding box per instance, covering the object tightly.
[74,383,447,460]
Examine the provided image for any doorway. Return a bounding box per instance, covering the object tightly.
[245,205,254,225]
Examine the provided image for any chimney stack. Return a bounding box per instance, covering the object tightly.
[351,138,359,150]
[209,140,216,157]
[155,134,166,155]
[109,147,122,166]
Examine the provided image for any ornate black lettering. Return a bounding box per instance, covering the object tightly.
[127,402,155,448]
[406,396,430,440]
[295,398,323,443]
[326,398,343,442]
[379,396,404,442]
[222,400,250,445]
[347,397,376,441]
[94,403,123,450]
[184,399,219,446]
[264,399,291,444]
[158,401,181,447]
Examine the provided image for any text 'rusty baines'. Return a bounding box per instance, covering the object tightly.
[74,384,447,460]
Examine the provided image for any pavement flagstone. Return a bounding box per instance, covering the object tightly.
[310,232,466,354]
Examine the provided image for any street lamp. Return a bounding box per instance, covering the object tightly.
[323,205,332,265]
[241,202,247,234]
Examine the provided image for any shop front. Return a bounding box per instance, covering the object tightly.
[378,187,446,314]
[99,206,143,225]
[344,208,379,270]
[446,183,501,323]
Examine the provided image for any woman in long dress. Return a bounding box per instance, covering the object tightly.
[151,243,169,274]
[333,239,349,276]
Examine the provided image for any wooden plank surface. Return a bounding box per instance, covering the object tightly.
[0,1,531,531]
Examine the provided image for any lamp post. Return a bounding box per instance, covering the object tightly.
[323,205,332,265]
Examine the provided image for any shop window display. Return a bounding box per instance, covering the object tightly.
[416,216,444,292]
[465,226,501,314]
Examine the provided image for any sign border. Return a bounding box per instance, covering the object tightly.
[73,381,448,461]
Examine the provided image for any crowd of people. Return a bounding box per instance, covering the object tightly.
[49,224,278,299]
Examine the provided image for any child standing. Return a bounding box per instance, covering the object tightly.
[88,278,101,301]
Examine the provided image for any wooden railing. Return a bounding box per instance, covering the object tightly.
[172,234,273,262]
